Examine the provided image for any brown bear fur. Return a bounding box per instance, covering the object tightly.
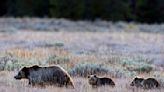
[141,78,160,89]
[14,65,74,88]
[130,77,144,87]
[88,75,115,88]
[130,77,160,89]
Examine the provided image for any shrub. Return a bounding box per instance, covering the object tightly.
[0,53,44,71]
[122,58,154,73]
[0,54,27,71]
[46,55,70,64]
[0,54,18,71]
[153,72,164,87]
[133,64,153,73]
[54,42,64,47]
[69,63,129,78]
[32,41,64,48]
[69,63,109,77]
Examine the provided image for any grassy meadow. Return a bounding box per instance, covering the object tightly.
[0,19,164,92]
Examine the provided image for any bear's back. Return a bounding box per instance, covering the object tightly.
[28,65,68,83]
[142,78,159,88]
[99,78,115,85]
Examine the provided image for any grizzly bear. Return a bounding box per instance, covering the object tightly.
[141,78,160,89]
[130,77,144,87]
[130,77,160,89]
[14,65,74,88]
[88,75,115,88]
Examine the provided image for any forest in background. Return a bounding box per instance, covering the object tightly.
[0,0,164,23]
[0,0,164,92]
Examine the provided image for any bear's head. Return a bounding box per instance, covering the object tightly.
[88,75,98,85]
[14,65,39,80]
[130,77,144,87]
[14,67,29,80]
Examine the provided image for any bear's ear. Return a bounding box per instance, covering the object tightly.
[134,77,138,80]
[22,67,28,71]
[22,67,27,70]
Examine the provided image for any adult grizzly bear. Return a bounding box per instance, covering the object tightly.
[130,77,160,89]
[14,65,74,88]
[88,75,115,88]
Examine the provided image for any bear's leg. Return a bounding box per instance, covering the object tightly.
[29,80,37,86]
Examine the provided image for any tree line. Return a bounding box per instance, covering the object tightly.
[0,0,164,23]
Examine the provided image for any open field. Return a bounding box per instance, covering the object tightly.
[0,71,164,92]
[0,18,164,92]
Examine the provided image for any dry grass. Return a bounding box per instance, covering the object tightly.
[0,71,163,92]
[0,31,164,91]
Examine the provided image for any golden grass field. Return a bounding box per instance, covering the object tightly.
[0,31,164,92]
[0,71,164,92]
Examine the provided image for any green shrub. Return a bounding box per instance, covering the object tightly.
[122,58,154,73]
[0,54,19,71]
[54,42,64,47]
[134,64,153,73]
[41,41,64,48]
[153,72,164,87]
[0,53,44,71]
[69,63,129,78]
[69,63,109,77]
[47,55,70,64]
[0,55,28,71]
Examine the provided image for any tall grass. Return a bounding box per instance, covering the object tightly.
[0,31,163,92]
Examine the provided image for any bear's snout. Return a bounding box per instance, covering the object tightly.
[130,83,134,86]
[14,75,21,80]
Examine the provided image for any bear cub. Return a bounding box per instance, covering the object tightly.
[130,77,160,89]
[88,75,115,88]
